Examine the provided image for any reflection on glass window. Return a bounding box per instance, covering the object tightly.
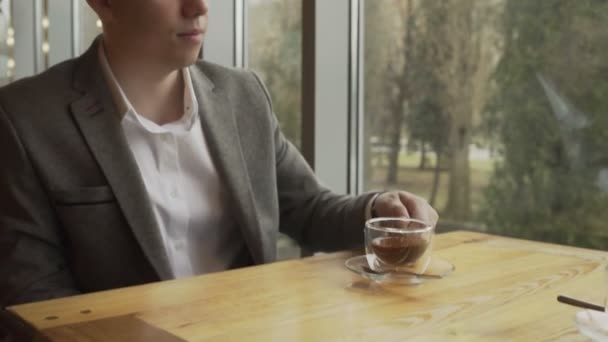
[248,0,302,149]
[363,0,608,249]
[248,0,303,260]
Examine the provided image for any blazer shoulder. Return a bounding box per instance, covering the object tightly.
[195,60,252,83]
[194,61,268,94]
[0,59,77,116]
[193,60,273,111]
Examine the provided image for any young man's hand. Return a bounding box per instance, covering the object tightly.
[373,191,439,226]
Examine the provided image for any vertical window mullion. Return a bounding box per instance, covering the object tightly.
[13,0,36,79]
[313,0,351,194]
[301,0,316,169]
[348,0,363,195]
[33,0,42,73]
[47,0,72,67]
[71,0,79,58]
[234,0,246,68]
[203,1,237,67]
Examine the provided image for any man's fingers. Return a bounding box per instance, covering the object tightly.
[389,199,410,218]
[374,191,438,228]
[398,192,437,226]
[376,192,410,218]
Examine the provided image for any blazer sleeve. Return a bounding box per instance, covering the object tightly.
[250,72,376,252]
[0,105,79,306]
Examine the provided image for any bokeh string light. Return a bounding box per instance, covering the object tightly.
[0,0,15,81]
[41,0,49,69]
[7,0,15,81]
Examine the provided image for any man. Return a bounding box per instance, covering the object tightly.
[0,0,437,306]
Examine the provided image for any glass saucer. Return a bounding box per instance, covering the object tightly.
[345,254,455,284]
[575,310,608,341]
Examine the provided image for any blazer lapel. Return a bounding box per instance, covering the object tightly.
[189,68,266,264]
[69,40,173,279]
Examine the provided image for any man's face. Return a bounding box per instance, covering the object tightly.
[106,0,209,69]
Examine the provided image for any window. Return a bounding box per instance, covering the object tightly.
[0,0,14,86]
[247,0,303,150]
[0,1,101,84]
[362,0,608,249]
[77,2,103,55]
[248,0,304,259]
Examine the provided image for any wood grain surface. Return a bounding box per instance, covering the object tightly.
[7,231,607,341]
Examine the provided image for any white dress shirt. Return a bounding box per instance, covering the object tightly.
[98,43,245,278]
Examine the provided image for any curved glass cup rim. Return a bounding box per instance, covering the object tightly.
[365,217,434,234]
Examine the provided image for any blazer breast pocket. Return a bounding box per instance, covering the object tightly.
[50,186,116,206]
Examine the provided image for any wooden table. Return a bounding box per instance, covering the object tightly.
[4,231,607,341]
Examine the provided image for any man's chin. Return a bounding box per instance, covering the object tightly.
[174,52,202,69]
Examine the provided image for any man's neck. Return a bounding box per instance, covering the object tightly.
[103,40,184,125]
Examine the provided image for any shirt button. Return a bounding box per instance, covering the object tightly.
[170,190,178,198]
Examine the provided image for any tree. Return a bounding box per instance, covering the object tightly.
[480,0,608,248]
[248,0,302,149]
[404,0,501,220]
[408,99,448,205]
[363,0,500,218]
[363,1,403,185]
[419,0,499,221]
[384,0,416,184]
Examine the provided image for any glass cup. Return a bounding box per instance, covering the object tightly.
[365,217,435,274]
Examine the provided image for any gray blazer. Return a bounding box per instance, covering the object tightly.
[0,40,373,306]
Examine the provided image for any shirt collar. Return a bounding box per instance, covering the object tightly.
[97,39,199,134]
